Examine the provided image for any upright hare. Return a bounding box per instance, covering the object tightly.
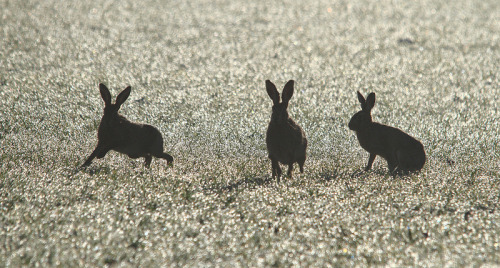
[265,80,307,180]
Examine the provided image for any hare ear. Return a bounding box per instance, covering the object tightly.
[357,91,366,109]
[365,92,376,111]
[99,83,111,106]
[266,80,280,105]
[281,80,294,105]
[116,86,131,107]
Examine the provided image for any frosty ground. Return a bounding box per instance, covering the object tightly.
[1,0,499,266]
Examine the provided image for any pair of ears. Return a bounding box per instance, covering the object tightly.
[99,82,374,112]
[266,81,375,112]
[100,83,131,107]
[358,91,376,112]
[266,80,294,105]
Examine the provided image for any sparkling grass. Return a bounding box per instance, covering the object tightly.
[1,0,499,266]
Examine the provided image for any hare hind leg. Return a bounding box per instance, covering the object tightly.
[396,150,424,173]
[154,152,173,165]
[149,140,174,165]
[298,156,306,173]
[386,153,399,174]
[149,133,173,165]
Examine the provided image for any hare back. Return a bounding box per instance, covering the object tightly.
[266,120,307,164]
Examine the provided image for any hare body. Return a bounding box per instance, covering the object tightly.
[82,83,173,168]
[348,91,425,174]
[265,80,307,180]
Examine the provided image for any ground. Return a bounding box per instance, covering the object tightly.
[0,0,499,266]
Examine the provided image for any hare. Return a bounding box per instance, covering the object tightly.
[348,91,425,174]
[82,83,173,168]
[265,80,308,180]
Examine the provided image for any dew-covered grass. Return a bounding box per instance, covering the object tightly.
[1,0,499,266]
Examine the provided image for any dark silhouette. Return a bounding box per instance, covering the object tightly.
[82,83,173,168]
[348,91,425,174]
[265,80,307,181]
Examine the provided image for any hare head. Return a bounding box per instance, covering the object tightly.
[99,83,131,122]
[348,91,375,131]
[266,80,294,123]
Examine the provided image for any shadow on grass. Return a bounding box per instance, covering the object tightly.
[317,168,377,181]
[350,167,422,180]
[318,169,345,182]
[204,175,275,193]
[77,165,112,176]
[316,167,413,182]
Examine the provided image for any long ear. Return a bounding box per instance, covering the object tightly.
[357,91,366,110]
[365,92,375,111]
[281,80,294,105]
[99,83,111,106]
[116,86,131,107]
[266,80,280,105]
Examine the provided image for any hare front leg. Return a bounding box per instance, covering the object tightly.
[365,153,376,171]
[82,145,104,167]
[270,157,282,179]
[82,149,98,167]
[82,144,110,167]
[287,163,294,179]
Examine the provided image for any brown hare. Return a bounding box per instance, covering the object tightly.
[82,83,173,168]
[348,91,425,174]
[266,80,307,181]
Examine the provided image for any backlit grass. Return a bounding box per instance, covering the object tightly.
[1,0,499,266]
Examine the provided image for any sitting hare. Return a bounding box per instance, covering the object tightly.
[82,83,173,168]
[348,91,425,174]
[266,80,307,180]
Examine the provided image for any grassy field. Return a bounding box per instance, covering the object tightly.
[1,0,499,266]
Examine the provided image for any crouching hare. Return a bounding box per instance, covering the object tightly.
[348,91,425,174]
[265,80,307,181]
[82,83,173,168]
